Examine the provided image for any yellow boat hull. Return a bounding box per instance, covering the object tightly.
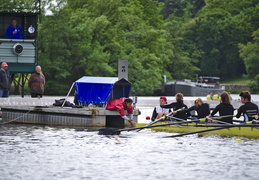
[137,123,259,139]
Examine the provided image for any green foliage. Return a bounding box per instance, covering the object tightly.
[239,29,259,93]
[37,0,175,95]
[0,0,53,13]
[248,79,259,94]
[160,0,205,18]
[243,54,259,78]
[184,0,259,78]
[3,0,259,96]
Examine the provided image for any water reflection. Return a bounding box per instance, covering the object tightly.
[1,123,259,180]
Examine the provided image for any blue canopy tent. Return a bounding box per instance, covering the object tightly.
[74,76,131,105]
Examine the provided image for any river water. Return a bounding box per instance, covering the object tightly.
[1,95,259,180]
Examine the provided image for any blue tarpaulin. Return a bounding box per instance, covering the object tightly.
[75,76,131,104]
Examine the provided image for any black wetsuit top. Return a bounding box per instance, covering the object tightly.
[236,102,259,122]
[211,103,234,124]
[162,102,189,120]
[183,103,210,119]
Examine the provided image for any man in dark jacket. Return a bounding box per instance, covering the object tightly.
[28,65,45,98]
[0,62,12,97]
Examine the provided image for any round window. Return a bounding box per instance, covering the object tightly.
[13,43,23,55]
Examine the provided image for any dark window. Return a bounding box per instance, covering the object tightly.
[0,12,38,39]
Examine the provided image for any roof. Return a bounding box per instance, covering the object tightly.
[75,76,131,104]
[75,76,118,84]
[198,76,220,79]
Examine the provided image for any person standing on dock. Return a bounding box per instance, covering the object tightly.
[151,96,171,121]
[106,97,135,127]
[208,91,234,124]
[28,65,45,98]
[236,91,259,123]
[162,93,189,120]
[0,62,12,97]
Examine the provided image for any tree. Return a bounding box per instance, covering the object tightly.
[184,0,259,78]
[239,29,259,93]
[5,0,259,96]
[159,0,205,18]
[38,0,175,95]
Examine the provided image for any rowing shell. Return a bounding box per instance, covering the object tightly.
[136,123,259,139]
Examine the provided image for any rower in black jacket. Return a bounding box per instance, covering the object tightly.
[236,91,259,122]
[162,93,189,120]
[173,98,210,119]
[209,91,234,124]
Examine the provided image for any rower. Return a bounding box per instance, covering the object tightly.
[151,96,171,121]
[162,93,189,120]
[172,98,210,119]
[208,91,234,124]
[236,91,259,123]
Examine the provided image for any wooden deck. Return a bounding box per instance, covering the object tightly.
[0,97,140,128]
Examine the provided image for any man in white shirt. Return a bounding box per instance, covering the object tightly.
[151,96,171,121]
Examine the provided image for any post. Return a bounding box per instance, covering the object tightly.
[163,75,167,84]
[118,60,128,80]
[61,82,75,108]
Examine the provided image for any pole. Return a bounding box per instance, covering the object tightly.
[61,82,75,108]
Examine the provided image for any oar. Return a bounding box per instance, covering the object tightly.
[205,117,232,125]
[135,108,182,132]
[197,115,236,124]
[168,116,233,125]
[164,115,240,138]
[169,115,202,122]
[146,111,174,126]
[189,124,259,128]
[98,122,177,135]
[98,118,199,135]
[210,115,236,120]
[164,127,231,138]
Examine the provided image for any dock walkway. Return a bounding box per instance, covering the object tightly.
[0,96,140,128]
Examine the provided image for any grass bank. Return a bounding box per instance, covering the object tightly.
[221,76,250,93]
[221,76,250,84]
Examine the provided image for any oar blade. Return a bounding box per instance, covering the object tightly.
[98,128,121,135]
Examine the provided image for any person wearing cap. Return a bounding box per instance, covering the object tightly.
[0,62,12,97]
[151,96,171,121]
[5,19,24,39]
[28,65,45,98]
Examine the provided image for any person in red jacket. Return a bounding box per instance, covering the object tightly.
[106,97,135,127]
